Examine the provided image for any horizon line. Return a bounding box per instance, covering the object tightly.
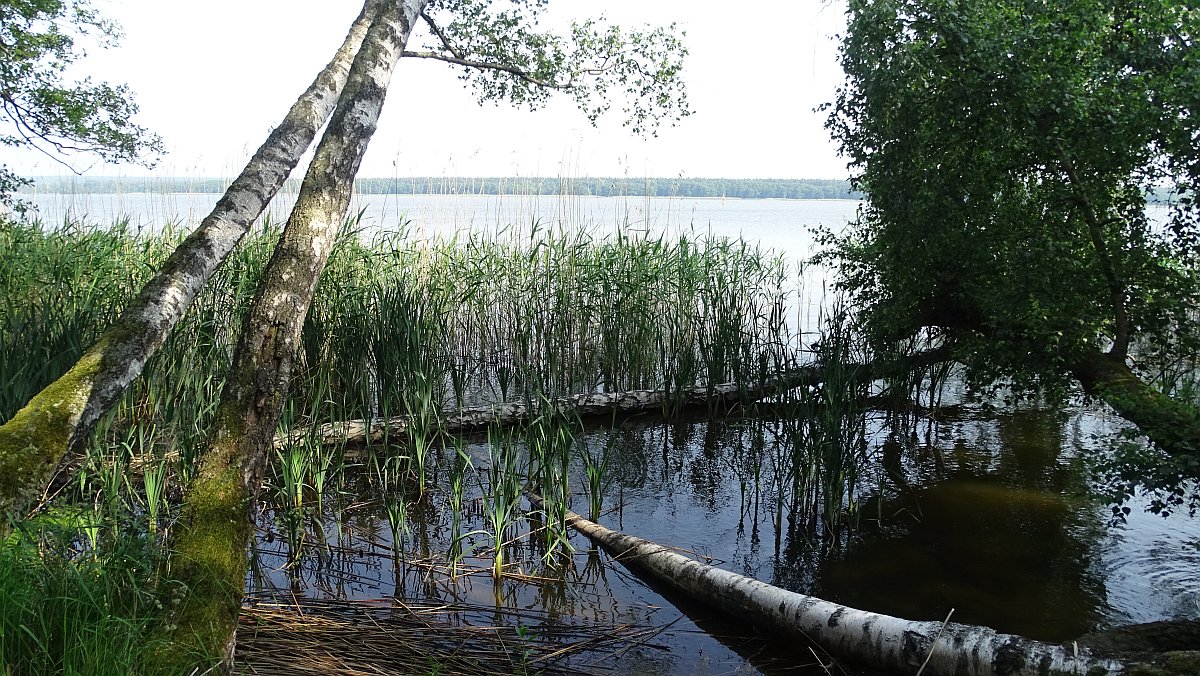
[22,174,851,183]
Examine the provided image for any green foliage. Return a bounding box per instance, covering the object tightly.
[416,0,690,135]
[1098,430,1200,520]
[0,516,165,675]
[824,0,1200,396]
[0,0,162,211]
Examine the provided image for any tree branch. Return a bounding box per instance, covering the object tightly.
[400,50,571,90]
[418,11,462,59]
[1055,140,1132,358]
[1,95,91,172]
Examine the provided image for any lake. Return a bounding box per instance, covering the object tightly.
[22,191,1199,673]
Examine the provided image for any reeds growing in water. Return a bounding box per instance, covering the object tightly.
[1,212,893,671]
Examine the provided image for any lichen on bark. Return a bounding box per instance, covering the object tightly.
[158,2,423,670]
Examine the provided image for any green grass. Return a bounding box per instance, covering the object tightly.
[0,516,165,675]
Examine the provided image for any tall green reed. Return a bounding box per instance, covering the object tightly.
[3,214,811,602]
[481,429,523,580]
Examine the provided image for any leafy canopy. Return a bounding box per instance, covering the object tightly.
[413,0,691,136]
[0,0,162,212]
[824,0,1200,395]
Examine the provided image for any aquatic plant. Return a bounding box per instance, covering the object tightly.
[481,430,523,580]
[275,441,309,568]
[579,435,612,522]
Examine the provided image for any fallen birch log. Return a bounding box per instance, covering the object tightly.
[278,347,962,449]
[278,365,826,448]
[548,503,1130,676]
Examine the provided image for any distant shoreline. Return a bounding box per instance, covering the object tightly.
[19,176,861,201]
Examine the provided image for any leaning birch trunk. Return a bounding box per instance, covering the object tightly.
[282,365,827,448]
[552,504,1129,676]
[0,0,385,530]
[157,3,426,672]
[1070,348,1200,460]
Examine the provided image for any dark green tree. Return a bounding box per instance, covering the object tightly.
[825,0,1200,509]
[0,0,161,211]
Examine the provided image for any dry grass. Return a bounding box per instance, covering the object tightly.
[236,596,664,675]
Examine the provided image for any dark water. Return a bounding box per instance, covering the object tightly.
[249,399,1200,674]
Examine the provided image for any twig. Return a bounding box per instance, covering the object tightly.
[915,607,955,676]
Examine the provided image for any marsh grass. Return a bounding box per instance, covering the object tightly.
[480,429,523,579]
[1,214,806,538]
[2,212,897,668]
[3,217,801,433]
[0,516,164,675]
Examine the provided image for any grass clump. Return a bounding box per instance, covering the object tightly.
[0,517,165,675]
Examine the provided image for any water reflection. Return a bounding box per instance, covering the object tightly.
[249,403,1200,674]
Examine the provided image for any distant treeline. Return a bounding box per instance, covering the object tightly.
[25,176,861,200]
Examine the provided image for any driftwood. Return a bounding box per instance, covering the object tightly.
[545,502,1129,676]
[278,365,826,448]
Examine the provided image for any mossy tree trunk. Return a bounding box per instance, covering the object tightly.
[914,302,1200,468]
[156,2,426,672]
[0,0,385,532]
[1070,349,1200,459]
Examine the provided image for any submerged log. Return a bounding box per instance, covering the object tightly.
[279,365,827,448]
[283,346,959,449]
[550,503,1137,676]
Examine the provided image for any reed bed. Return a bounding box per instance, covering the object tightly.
[1,215,807,531]
[1,214,893,672]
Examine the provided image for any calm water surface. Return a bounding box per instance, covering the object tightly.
[249,402,1199,674]
[23,190,851,254]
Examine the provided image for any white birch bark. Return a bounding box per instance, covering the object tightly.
[0,0,385,527]
[554,504,1128,676]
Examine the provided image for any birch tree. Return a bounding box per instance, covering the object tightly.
[554,501,1200,675]
[0,0,690,534]
[0,0,384,531]
[146,2,690,671]
[154,3,427,669]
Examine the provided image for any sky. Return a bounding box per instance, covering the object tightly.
[10,0,851,181]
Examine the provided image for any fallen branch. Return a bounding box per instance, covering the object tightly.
[544,501,1128,676]
[277,365,826,448]
[281,346,960,449]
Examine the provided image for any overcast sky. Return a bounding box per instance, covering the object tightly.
[11,0,850,180]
